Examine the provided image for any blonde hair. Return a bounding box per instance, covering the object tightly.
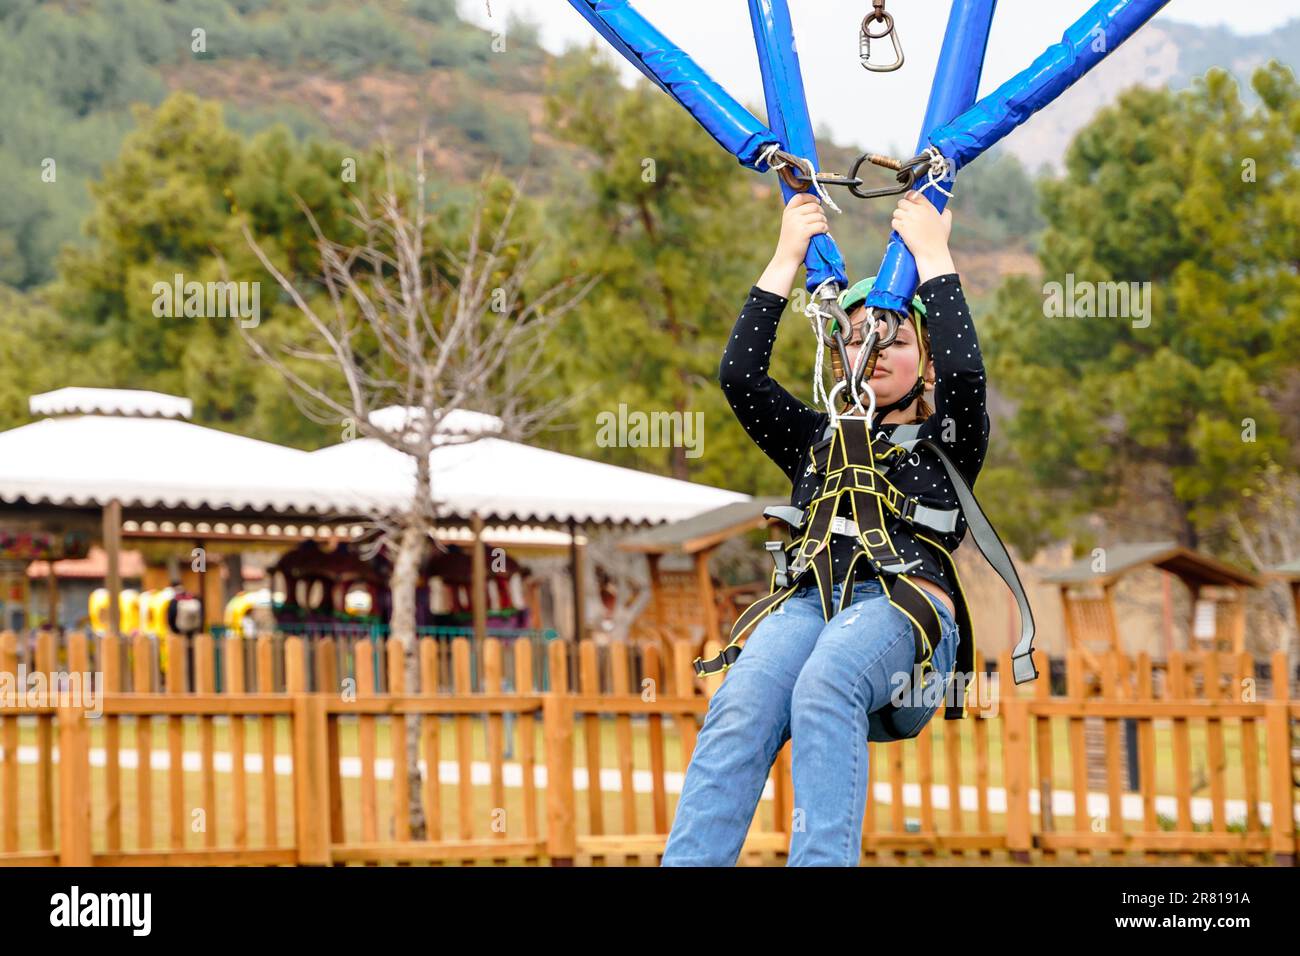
[907,318,933,424]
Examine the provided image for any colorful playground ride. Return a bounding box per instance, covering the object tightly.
[223,588,279,639]
[88,587,140,636]
[88,585,202,675]
[268,539,533,636]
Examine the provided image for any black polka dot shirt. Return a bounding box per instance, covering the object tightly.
[718,273,989,604]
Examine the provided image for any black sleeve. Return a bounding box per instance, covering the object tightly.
[916,272,989,487]
[718,286,823,482]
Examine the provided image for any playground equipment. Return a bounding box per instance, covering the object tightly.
[88,587,140,635]
[223,588,277,639]
[571,0,1173,727]
[269,539,533,635]
[100,585,203,674]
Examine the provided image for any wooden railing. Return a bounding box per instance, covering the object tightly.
[0,631,1296,866]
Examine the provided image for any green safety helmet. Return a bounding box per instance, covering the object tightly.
[837,275,927,320]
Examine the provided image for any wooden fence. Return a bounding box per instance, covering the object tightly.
[0,631,1297,866]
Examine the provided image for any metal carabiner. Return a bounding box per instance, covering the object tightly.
[860,4,903,73]
[847,308,902,398]
[820,297,900,347]
[846,152,933,201]
[828,378,876,426]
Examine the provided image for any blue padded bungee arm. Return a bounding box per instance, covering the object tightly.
[749,0,849,292]
[566,0,780,170]
[866,0,997,314]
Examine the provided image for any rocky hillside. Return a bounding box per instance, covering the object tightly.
[999,17,1300,172]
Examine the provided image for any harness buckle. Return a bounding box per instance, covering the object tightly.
[876,557,923,575]
[765,540,791,588]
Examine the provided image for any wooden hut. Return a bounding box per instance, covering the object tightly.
[618,497,785,659]
[1040,541,1259,672]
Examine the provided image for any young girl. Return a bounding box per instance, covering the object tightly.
[661,191,987,867]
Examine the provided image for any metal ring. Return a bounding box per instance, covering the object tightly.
[862,11,894,39]
[828,378,876,425]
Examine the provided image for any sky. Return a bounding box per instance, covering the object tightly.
[460,0,1299,153]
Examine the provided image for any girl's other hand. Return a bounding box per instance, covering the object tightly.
[892,191,955,281]
[774,193,829,267]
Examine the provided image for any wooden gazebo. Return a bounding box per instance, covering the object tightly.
[1040,541,1259,670]
[618,496,785,659]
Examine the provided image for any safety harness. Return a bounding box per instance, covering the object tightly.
[694,410,1038,731]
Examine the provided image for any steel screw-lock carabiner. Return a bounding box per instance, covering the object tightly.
[848,308,903,398]
[822,306,903,409]
[860,1,903,73]
[846,152,931,201]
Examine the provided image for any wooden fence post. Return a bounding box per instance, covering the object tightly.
[225,634,248,850]
[292,691,330,866]
[542,692,576,865]
[1264,700,1296,867]
[1,632,18,855]
[1266,648,1295,867]
[1002,694,1032,864]
[58,702,92,866]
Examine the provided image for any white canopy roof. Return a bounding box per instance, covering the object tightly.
[29,387,193,420]
[311,434,745,526]
[0,390,746,526]
[0,413,396,515]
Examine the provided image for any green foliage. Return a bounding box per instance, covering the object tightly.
[279,7,427,78]
[0,0,540,288]
[447,95,531,160]
[956,149,1045,248]
[407,0,458,24]
[47,92,399,447]
[536,48,808,493]
[0,287,99,433]
[984,64,1300,556]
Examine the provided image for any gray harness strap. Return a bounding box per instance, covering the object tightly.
[892,433,1039,684]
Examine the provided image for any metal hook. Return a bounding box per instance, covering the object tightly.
[860,4,903,73]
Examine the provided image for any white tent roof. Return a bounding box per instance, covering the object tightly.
[0,414,398,515]
[368,405,505,440]
[1,390,746,526]
[311,435,745,526]
[29,387,193,420]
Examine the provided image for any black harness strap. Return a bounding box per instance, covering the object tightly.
[694,412,1038,729]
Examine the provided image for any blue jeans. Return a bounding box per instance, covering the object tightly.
[660,577,959,866]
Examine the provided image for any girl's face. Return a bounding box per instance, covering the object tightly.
[842,305,930,407]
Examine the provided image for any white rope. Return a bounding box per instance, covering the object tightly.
[803,278,838,413]
[761,143,843,215]
[758,142,785,172]
[914,146,955,200]
[792,152,843,214]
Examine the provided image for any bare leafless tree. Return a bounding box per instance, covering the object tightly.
[582,529,652,642]
[1228,462,1300,654]
[232,145,596,837]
